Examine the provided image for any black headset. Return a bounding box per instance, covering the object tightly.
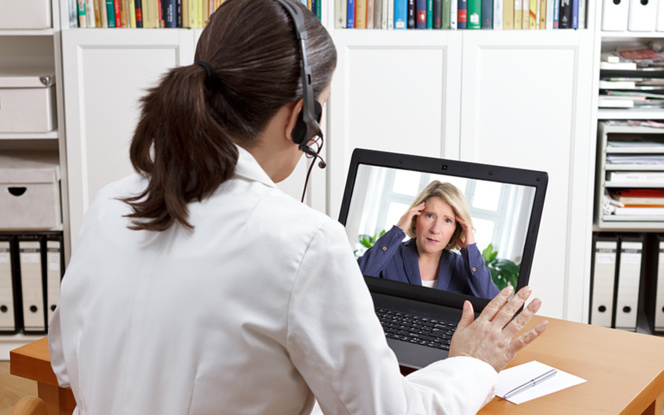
[273,0,325,160]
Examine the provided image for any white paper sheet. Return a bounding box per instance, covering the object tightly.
[496,361,587,404]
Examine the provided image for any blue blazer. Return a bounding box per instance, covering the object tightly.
[357,226,499,299]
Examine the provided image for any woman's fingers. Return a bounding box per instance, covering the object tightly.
[476,285,514,322]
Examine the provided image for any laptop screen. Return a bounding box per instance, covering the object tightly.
[338,149,548,310]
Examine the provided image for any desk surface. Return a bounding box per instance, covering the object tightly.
[479,316,664,415]
[9,316,664,415]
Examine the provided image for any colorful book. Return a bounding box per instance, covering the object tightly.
[503,0,513,27]
[99,0,108,26]
[176,0,182,26]
[163,0,176,27]
[128,0,136,27]
[450,0,457,27]
[188,0,198,27]
[105,0,116,26]
[203,0,209,26]
[559,0,570,28]
[458,0,467,28]
[182,0,188,27]
[539,0,545,28]
[373,0,382,28]
[468,0,481,27]
[408,0,416,27]
[69,0,79,27]
[114,0,122,27]
[522,0,529,28]
[427,0,433,27]
[481,0,492,28]
[366,0,374,27]
[347,0,355,27]
[545,0,553,28]
[335,0,347,27]
[529,0,536,28]
[387,0,394,28]
[436,0,446,28]
[514,0,521,28]
[87,0,97,27]
[552,0,559,27]
[135,0,143,26]
[77,0,88,27]
[571,0,578,28]
[355,0,367,28]
[91,0,101,26]
[416,0,427,27]
[493,0,502,28]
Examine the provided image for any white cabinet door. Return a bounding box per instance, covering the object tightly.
[327,30,463,219]
[62,29,195,245]
[459,30,595,321]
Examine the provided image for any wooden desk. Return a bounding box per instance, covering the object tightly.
[9,316,664,415]
[478,316,664,415]
[9,337,75,415]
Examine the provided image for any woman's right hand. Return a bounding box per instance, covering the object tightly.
[448,286,548,373]
[396,202,426,231]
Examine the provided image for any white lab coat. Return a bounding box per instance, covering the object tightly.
[49,146,497,415]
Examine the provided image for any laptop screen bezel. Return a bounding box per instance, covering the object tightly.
[337,148,549,312]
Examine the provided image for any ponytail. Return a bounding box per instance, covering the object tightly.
[122,64,238,231]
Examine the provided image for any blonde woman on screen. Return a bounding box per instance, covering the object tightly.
[358,181,500,299]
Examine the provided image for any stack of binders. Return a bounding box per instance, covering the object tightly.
[602,0,662,31]
[589,233,644,331]
[0,231,64,334]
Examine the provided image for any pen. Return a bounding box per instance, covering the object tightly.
[503,368,557,399]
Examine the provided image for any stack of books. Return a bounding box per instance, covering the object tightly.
[604,136,664,221]
[609,189,664,216]
[70,0,320,28]
[599,47,664,109]
[335,0,586,29]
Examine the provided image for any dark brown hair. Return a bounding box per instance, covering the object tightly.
[122,0,337,231]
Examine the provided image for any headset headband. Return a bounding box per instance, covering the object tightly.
[273,0,322,145]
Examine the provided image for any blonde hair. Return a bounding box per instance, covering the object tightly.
[406,181,473,250]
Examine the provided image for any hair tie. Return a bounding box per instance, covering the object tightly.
[196,60,215,79]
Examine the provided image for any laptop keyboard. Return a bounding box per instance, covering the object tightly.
[375,308,457,351]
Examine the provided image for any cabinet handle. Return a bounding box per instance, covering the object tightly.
[8,187,27,197]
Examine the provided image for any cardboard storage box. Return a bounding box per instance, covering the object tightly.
[0,72,57,133]
[0,151,62,230]
[0,0,52,29]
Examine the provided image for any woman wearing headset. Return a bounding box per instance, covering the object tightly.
[49,0,547,413]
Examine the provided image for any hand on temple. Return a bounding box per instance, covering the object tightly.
[454,216,475,249]
[396,202,426,231]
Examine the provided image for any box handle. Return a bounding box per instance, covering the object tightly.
[8,187,26,197]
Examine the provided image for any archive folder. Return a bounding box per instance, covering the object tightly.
[18,234,47,333]
[0,235,19,333]
[590,234,619,328]
[45,233,64,324]
[645,234,664,334]
[628,0,657,31]
[601,0,628,30]
[614,234,644,331]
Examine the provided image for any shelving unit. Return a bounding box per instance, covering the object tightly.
[0,0,69,360]
[594,122,664,230]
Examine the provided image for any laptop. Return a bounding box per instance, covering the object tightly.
[337,149,548,370]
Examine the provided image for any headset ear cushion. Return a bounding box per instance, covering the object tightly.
[292,101,323,145]
[292,110,307,145]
